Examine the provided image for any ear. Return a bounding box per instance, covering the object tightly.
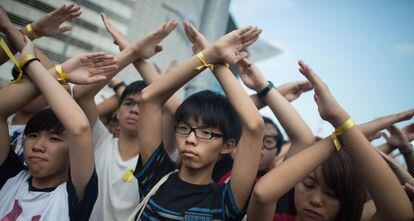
[220,138,236,154]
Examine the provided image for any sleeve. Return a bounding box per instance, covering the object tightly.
[67,169,98,221]
[92,119,112,151]
[0,150,26,189]
[223,183,247,220]
[133,143,176,197]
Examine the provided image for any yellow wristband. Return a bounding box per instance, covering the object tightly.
[122,169,135,183]
[25,24,40,40]
[195,52,214,71]
[331,118,355,151]
[18,54,37,69]
[54,65,69,85]
[0,38,23,83]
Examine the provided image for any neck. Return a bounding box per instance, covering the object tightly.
[178,163,214,185]
[118,130,140,161]
[31,170,68,189]
[12,112,34,125]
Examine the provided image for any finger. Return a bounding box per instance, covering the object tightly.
[298,60,323,86]
[94,59,117,68]
[155,45,163,53]
[387,124,404,137]
[240,26,258,41]
[237,26,254,38]
[67,10,82,19]
[243,34,260,48]
[95,65,119,74]
[242,28,261,43]
[87,75,107,84]
[85,52,107,60]
[183,21,195,42]
[235,51,249,63]
[381,131,391,142]
[67,5,81,13]
[58,25,72,33]
[372,132,382,140]
[299,81,313,92]
[64,4,75,11]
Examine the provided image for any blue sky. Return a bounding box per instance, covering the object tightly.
[230,0,414,137]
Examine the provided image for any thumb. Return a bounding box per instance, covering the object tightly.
[58,25,73,33]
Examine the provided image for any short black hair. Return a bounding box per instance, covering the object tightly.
[118,80,146,106]
[24,108,64,135]
[262,116,285,154]
[175,90,242,144]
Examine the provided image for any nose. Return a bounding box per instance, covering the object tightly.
[32,136,46,153]
[185,129,198,145]
[309,189,323,208]
[129,104,139,115]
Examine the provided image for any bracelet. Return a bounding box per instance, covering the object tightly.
[0,38,23,83]
[331,118,356,151]
[25,24,40,40]
[257,81,274,98]
[19,54,40,72]
[54,65,70,85]
[195,52,214,71]
[113,82,126,94]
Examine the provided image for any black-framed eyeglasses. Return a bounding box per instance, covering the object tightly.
[263,135,278,150]
[175,121,223,140]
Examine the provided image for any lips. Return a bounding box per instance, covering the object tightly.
[125,117,138,124]
[29,156,46,163]
[182,149,197,158]
[303,208,322,220]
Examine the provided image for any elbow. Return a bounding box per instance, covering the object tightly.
[244,116,265,135]
[70,121,91,137]
[252,181,273,205]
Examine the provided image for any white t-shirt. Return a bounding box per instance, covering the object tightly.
[0,152,98,221]
[89,120,140,221]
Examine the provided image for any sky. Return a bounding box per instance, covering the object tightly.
[230,0,414,138]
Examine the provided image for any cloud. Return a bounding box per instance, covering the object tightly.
[393,43,414,54]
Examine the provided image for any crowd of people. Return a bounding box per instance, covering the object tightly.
[0,4,413,221]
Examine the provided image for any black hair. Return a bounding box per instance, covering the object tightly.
[118,80,146,106]
[321,151,366,221]
[262,116,284,154]
[175,90,242,144]
[24,108,64,135]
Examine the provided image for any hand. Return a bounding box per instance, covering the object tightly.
[238,58,267,91]
[375,148,414,185]
[183,20,210,54]
[0,6,14,31]
[277,81,313,102]
[297,60,349,127]
[21,36,35,56]
[384,124,413,153]
[131,20,178,60]
[61,52,118,85]
[101,13,130,50]
[31,4,81,37]
[359,109,414,141]
[206,26,261,64]
[403,123,414,141]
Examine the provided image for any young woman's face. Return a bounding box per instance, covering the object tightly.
[294,167,341,221]
[175,118,229,170]
[23,130,69,178]
[258,123,278,172]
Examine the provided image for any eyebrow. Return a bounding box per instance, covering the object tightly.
[308,173,319,184]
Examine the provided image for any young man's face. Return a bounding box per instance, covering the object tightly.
[175,118,231,170]
[294,168,341,221]
[23,130,70,178]
[258,123,278,172]
[117,93,141,134]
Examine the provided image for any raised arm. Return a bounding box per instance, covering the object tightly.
[248,60,413,221]
[73,19,177,127]
[139,25,262,165]
[0,4,81,64]
[20,37,112,200]
[239,58,314,157]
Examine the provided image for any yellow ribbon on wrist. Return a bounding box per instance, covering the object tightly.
[18,54,37,68]
[25,24,40,40]
[0,38,23,83]
[54,65,69,85]
[122,169,135,183]
[195,52,214,71]
[331,118,355,151]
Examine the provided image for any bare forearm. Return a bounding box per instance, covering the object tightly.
[250,94,266,110]
[342,128,413,220]
[263,89,314,157]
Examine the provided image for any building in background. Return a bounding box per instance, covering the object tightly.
[0,0,280,98]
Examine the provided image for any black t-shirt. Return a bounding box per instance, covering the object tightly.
[134,143,245,220]
[0,150,98,221]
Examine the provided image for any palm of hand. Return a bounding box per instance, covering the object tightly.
[34,13,67,36]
